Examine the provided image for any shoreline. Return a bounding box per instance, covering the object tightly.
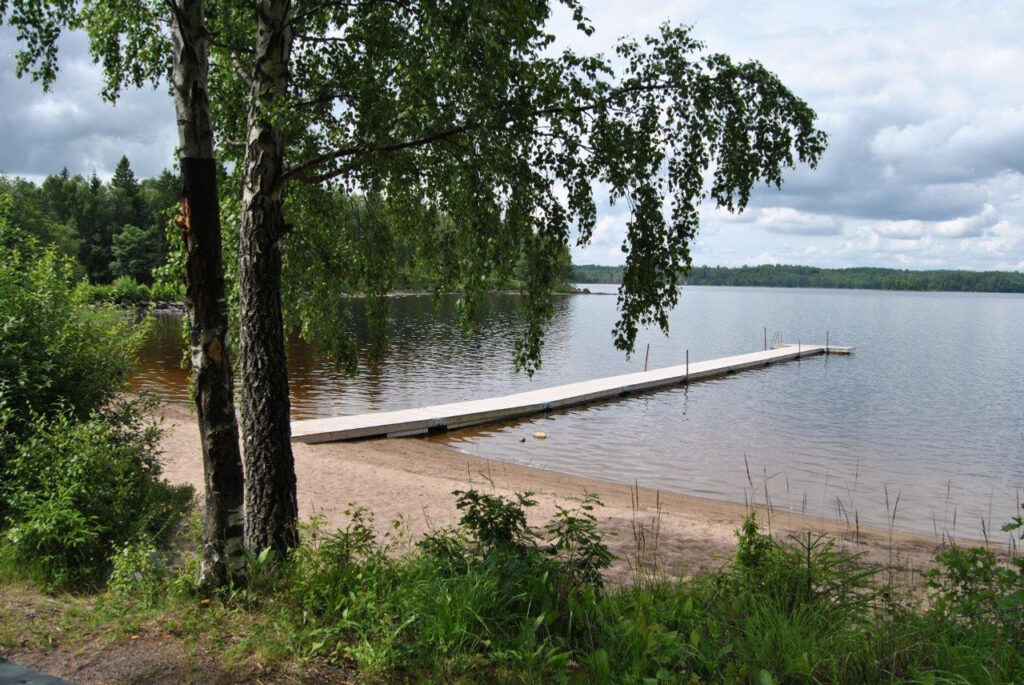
[157,404,964,584]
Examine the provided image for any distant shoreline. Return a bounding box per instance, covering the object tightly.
[573,263,1024,294]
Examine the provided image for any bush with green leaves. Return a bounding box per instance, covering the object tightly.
[924,512,1024,645]
[258,490,613,675]
[52,496,1024,682]
[86,275,153,304]
[0,199,188,590]
[149,279,184,302]
[1,195,151,542]
[0,204,143,439]
[107,537,171,606]
[4,399,192,589]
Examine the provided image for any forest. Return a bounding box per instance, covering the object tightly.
[573,263,1024,293]
[3,158,178,290]
[3,160,574,305]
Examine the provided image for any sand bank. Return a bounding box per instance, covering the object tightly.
[158,405,953,584]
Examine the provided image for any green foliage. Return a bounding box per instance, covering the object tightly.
[0,175,82,261]
[4,400,193,590]
[202,5,827,374]
[0,203,190,589]
[924,546,1024,641]
[4,488,103,591]
[111,223,164,283]
[11,496,1024,681]
[1002,504,1024,537]
[0,206,142,440]
[106,537,170,606]
[547,492,615,590]
[239,490,611,676]
[450,489,539,551]
[87,275,153,304]
[149,280,183,302]
[730,513,880,617]
[0,163,177,285]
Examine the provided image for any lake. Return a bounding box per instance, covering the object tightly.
[133,285,1024,540]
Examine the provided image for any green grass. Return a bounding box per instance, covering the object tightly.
[4,496,1024,683]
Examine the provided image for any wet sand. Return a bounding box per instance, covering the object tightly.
[158,405,958,584]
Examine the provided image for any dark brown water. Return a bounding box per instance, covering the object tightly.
[134,286,1024,539]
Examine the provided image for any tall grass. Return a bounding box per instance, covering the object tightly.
[78,491,1024,683]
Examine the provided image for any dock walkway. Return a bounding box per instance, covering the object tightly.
[291,342,852,444]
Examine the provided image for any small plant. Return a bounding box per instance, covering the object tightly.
[452,489,538,552]
[149,279,184,302]
[0,221,142,440]
[107,275,152,303]
[734,512,776,572]
[546,491,614,590]
[5,490,103,589]
[730,512,880,615]
[107,537,168,606]
[426,489,612,594]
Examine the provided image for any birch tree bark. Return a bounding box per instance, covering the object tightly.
[170,0,246,588]
[238,0,299,554]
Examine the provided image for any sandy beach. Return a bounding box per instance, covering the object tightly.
[158,404,956,584]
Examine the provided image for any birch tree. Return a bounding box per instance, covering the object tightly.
[3,0,828,565]
[210,1,827,553]
[1,0,246,588]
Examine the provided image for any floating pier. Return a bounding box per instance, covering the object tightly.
[291,342,853,444]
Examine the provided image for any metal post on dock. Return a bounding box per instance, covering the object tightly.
[797,339,801,358]
[826,330,829,354]
[644,343,650,371]
[685,349,689,383]
[764,327,767,350]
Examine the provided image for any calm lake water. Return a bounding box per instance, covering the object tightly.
[134,285,1024,539]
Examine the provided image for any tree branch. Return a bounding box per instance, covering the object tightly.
[279,81,685,188]
[280,122,475,186]
[287,0,394,29]
[229,50,254,88]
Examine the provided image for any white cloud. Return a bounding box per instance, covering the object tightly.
[874,220,924,239]
[756,207,843,236]
[933,204,998,238]
[0,28,175,180]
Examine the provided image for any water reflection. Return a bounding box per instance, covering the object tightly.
[132,286,1024,539]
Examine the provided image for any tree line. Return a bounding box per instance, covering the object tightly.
[2,158,177,286]
[573,264,1024,293]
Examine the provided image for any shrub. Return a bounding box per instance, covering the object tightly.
[0,215,142,439]
[924,545,1024,642]
[107,537,170,606]
[264,490,612,676]
[422,490,613,600]
[0,201,152,530]
[149,279,184,302]
[108,275,152,303]
[729,512,880,616]
[4,399,193,589]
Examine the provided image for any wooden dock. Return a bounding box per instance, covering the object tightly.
[291,342,853,444]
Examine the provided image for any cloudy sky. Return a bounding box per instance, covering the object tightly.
[2,0,1022,271]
